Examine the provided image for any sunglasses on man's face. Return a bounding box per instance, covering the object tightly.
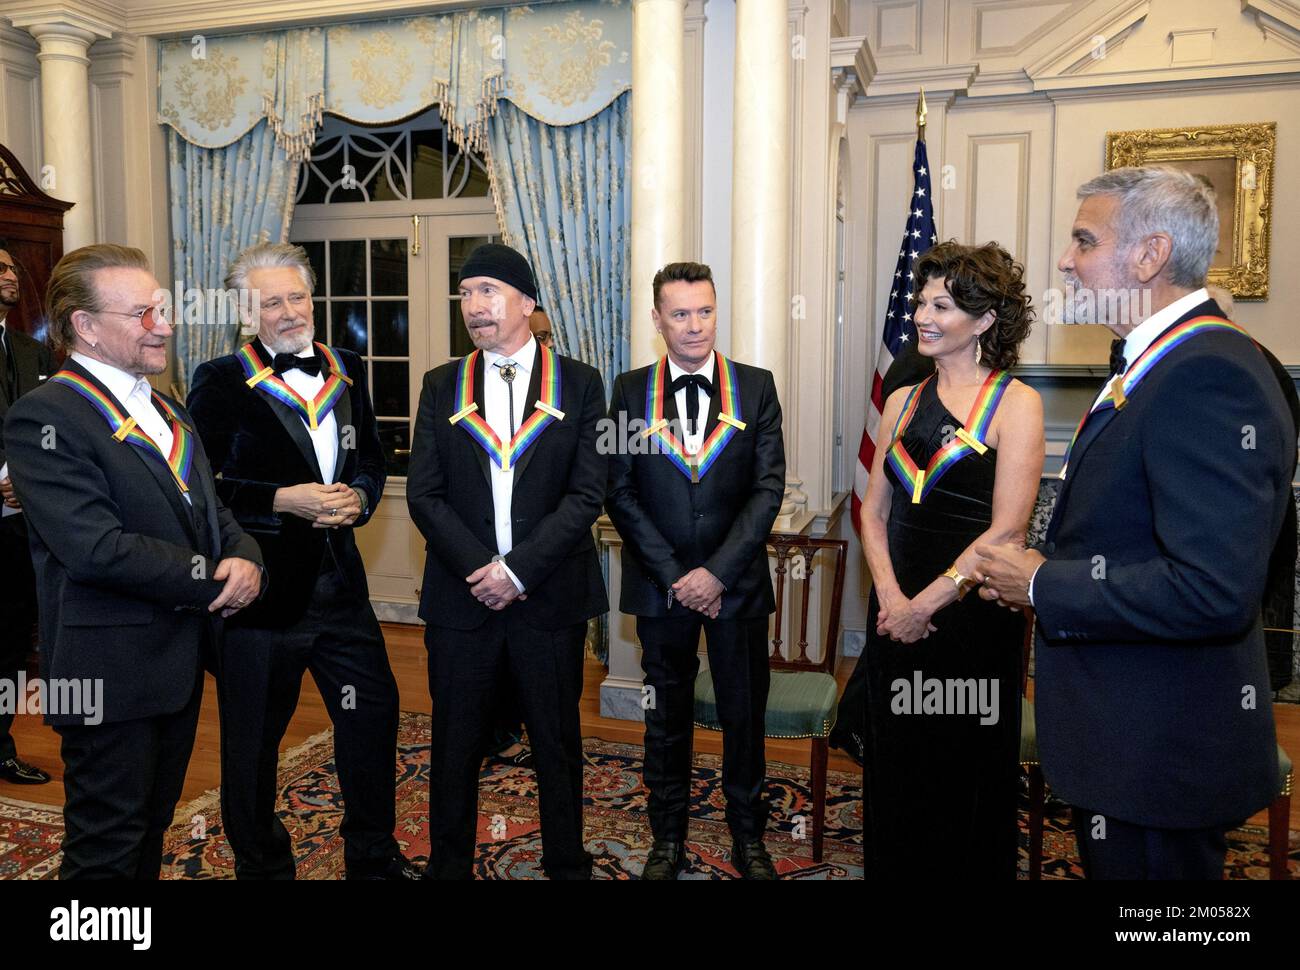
[98,305,173,331]
[0,261,18,279]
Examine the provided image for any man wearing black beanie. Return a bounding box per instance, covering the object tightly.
[407,242,608,879]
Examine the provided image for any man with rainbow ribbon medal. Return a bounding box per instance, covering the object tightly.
[606,262,786,880]
[407,243,607,879]
[188,243,415,880]
[4,245,262,878]
[976,168,1293,879]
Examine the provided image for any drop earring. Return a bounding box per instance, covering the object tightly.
[973,339,981,366]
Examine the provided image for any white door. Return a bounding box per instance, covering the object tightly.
[288,110,500,616]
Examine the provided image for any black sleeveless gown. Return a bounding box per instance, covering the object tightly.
[863,377,1024,878]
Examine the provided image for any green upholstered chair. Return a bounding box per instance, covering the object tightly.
[1020,609,1294,880]
[693,535,849,863]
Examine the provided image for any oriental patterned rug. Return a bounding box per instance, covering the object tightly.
[0,711,864,880]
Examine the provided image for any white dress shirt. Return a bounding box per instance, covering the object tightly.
[483,335,536,592]
[666,353,715,455]
[1029,286,1211,604]
[277,347,338,484]
[72,352,190,504]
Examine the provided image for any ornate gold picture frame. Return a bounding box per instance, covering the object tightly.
[1106,122,1275,299]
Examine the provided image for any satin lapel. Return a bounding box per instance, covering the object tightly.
[176,403,220,558]
[661,366,683,429]
[246,340,322,482]
[508,346,546,485]
[330,375,354,484]
[700,367,723,443]
[469,352,491,486]
[1047,405,1120,544]
[62,360,198,544]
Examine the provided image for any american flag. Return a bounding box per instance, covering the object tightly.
[851,139,936,535]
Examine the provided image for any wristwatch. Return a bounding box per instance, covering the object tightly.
[942,566,977,600]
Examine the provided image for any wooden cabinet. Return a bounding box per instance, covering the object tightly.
[0,141,72,340]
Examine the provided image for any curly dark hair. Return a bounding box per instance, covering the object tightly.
[912,240,1033,370]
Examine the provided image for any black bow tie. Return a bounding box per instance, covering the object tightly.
[1108,338,1127,377]
[273,352,321,377]
[670,373,713,434]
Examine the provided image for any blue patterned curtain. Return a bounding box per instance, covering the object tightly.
[486,91,631,390]
[166,121,299,394]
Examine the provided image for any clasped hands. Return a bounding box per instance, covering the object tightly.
[0,475,20,511]
[274,482,364,529]
[876,541,1044,644]
[467,560,526,611]
[208,557,263,618]
[672,566,723,619]
[972,541,1044,611]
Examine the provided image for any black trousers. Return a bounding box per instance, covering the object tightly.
[56,674,203,879]
[424,612,589,880]
[635,615,770,842]
[217,560,400,879]
[0,515,37,763]
[1071,807,1234,879]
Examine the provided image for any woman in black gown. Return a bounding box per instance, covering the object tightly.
[858,241,1043,878]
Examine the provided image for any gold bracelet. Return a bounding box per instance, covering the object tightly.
[942,565,976,600]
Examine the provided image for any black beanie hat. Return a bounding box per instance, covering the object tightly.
[458,243,539,304]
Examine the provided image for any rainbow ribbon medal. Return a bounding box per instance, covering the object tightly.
[50,372,195,493]
[885,369,1012,504]
[236,341,352,430]
[1058,316,1250,479]
[449,343,565,470]
[641,352,745,483]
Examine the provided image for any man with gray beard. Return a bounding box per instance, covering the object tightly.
[187,243,416,880]
[976,167,1291,879]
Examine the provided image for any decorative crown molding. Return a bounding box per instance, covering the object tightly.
[5,1,123,38]
[1025,0,1149,78]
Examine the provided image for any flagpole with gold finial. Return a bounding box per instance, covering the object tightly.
[916,88,928,142]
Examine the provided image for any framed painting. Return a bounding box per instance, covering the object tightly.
[1106,122,1275,299]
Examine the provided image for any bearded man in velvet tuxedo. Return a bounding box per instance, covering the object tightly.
[188,243,416,880]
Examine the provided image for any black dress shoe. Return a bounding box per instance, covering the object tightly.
[346,854,423,880]
[641,839,686,880]
[499,746,535,770]
[830,730,865,768]
[0,757,51,784]
[732,838,777,880]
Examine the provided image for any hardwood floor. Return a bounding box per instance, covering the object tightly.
[6,623,1298,838]
[2,622,862,811]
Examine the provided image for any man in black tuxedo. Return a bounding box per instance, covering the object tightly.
[4,244,262,878]
[606,261,785,880]
[976,167,1292,879]
[0,240,53,785]
[407,243,607,879]
[188,243,414,880]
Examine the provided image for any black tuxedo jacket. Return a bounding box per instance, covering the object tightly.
[1033,300,1291,828]
[187,339,385,629]
[605,358,785,619]
[0,325,53,469]
[3,359,262,726]
[406,348,608,631]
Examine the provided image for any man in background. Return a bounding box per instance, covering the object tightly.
[0,239,52,785]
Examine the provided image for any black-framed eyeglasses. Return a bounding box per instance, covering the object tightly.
[0,261,18,278]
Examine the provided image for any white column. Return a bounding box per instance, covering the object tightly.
[19,19,109,250]
[731,0,794,516]
[629,0,688,367]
